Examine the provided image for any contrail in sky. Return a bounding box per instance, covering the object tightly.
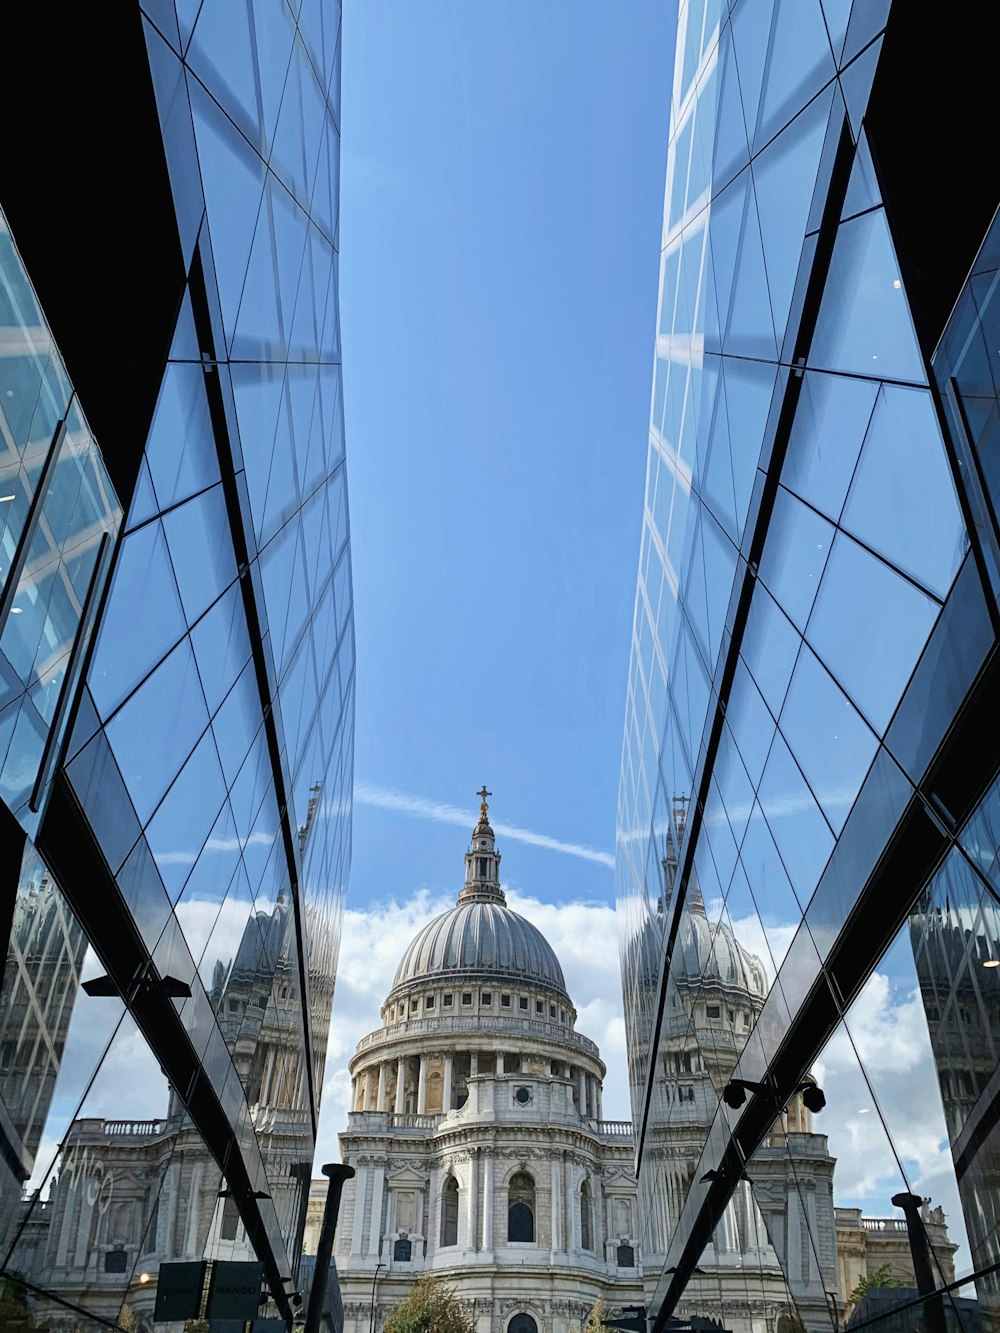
[354,782,615,869]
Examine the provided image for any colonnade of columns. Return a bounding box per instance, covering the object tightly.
[350,1052,604,1118]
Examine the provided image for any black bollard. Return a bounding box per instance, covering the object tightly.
[891,1192,947,1333]
[304,1162,356,1333]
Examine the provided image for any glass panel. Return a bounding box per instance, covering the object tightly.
[146,725,228,903]
[755,0,835,148]
[841,384,967,599]
[806,530,940,735]
[740,580,801,718]
[145,362,220,512]
[781,370,878,521]
[730,0,775,153]
[88,521,185,720]
[808,207,926,383]
[712,29,750,189]
[190,81,266,346]
[841,130,882,219]
[104,637,209,825]
[779,642,878,834]
[188,0,262,147]
[839,32,882,139]
[759,486,834,633]
[753,83,831,341]
[757,730,835,905]
[161,482,238,623]
[725,184,778,358]
[739,802,804,972]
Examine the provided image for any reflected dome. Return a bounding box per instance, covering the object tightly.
[674,890,768,999]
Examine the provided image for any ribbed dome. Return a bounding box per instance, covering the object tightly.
[674,894,768,999]
[392,898,568,996]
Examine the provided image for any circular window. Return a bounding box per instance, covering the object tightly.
[479,839,487,847]
[514,1086,532,1105]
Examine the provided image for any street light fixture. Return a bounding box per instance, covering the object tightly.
[721,1078,825,1113]
[370,1262,386,1333]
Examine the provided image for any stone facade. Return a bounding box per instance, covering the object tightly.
[835,1204,959,1315]
[329,796,644,1333]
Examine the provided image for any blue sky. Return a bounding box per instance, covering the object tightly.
[340,2,676,918]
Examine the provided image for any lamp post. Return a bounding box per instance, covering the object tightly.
[303,1162,355,1333]
[369,1262,386,1333]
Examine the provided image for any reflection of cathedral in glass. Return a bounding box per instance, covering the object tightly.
[0,1,351,1325]
[910,834,1000,1305]
[6,889,315,1326]
[638,814,837,1333]
[0,847,87,1247]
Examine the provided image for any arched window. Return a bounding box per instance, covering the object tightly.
[440,1176,458,1247]
[617,1244,635,1267]
[508,1171,535,1243]
[508,1316,538,1333]
[580,1179,593,1251]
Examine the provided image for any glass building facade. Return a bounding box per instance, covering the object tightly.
[0,3,352,1329]
[618,4,1000,1333]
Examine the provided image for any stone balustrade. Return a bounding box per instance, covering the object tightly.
[354,1014,600,1057]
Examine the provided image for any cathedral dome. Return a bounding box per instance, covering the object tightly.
[673,890,768,999]
[392,897,568,996]
[388,789,570,1001]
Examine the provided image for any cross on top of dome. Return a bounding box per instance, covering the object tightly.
[459,784,504,904]
[476,784,493,830]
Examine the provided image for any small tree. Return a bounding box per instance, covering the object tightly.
[0,1275,34,1330]
[850,1264,902,1306]
[383,1275,475,1333]
[581,1298,609,1333]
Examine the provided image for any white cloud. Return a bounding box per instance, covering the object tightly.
[314,888,632,1165]
[354,782,616,868]
[812,968,971,1273]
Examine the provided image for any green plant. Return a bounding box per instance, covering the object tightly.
[581,1298,609,1333]
[0,1274,33,1329]
[850,1264,902,1305]
[383,1275,475,1333]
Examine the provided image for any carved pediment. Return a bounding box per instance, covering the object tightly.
[387,1166,426,1187]
[602,1170,636,1190]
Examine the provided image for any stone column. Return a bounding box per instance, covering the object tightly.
[359,1069,369,1110]
[417,1056,427,1114]
[578,1068,587,1114]
[482,1154,494,1251]
[563,1153,573,1252]
[521,1053,529,1073]
[495,1052,504,1075]
[184,1162,203,1255]
[786,1182,802,1279]
[468,1151,479,1251]
[369,1164,385,1257]
[350,1166,368,1255]
[260,1047,277,1104]
[596,1081,603,1119]
[443,1053,453,1111]
[550,1158,562,1253]
[395,1057,406,1114]
[376,1063,387,1112]
[470,1051,479,1076]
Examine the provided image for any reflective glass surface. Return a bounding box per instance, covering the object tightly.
[0,209,121,836]
[617,4,997,1330]
[0,3,351,1323]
